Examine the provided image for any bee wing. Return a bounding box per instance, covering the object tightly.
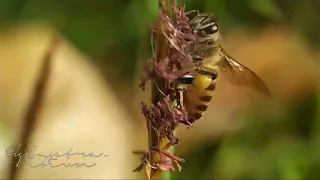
[218,47,271,96]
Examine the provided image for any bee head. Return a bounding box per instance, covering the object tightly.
[189,12,220,43]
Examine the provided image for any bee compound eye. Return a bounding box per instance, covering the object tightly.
[204,24,218,34]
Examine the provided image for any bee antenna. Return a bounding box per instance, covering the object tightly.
[185,10,200,20]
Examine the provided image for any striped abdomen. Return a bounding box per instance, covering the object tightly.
[184,74,217,122]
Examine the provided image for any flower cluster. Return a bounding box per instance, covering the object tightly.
[134,2,197,178]
[140,5,196,144]
[139,5,195,91]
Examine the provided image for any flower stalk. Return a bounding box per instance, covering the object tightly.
[133,0,196,179]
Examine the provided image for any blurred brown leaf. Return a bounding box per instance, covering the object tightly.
[0,23,139,179]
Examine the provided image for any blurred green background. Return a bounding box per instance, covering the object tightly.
[1,0,318,82]
[1,0,320,179]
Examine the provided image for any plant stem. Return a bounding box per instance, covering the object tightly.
[149,0,175,179]
[161,140,175,180]
[8,35,58,180]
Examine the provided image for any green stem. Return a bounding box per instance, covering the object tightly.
[149,0,175,179]
[161,140,175,180]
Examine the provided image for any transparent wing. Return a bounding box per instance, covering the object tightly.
[218,46,271,96]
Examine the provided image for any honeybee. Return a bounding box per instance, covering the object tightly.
[176,11,271,123]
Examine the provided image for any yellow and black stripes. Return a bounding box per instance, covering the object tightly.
[177,71,217,122]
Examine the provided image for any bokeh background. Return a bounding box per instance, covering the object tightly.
[0,0,320,179]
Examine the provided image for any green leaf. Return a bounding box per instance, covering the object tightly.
[247,0,285,21]
[278,156,302,179]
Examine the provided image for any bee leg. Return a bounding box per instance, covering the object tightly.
[178,89,193,128]
[176,87,185,108]
[176,75,194,127]
[176,75,193,107]
[154,81,167,97]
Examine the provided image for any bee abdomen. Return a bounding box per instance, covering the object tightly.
[205,83,216,91]
[185,74,217,122]
[188,92,214,122]
[196,104,209,111]
[190,113,203,122]
[199,95,212,102]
